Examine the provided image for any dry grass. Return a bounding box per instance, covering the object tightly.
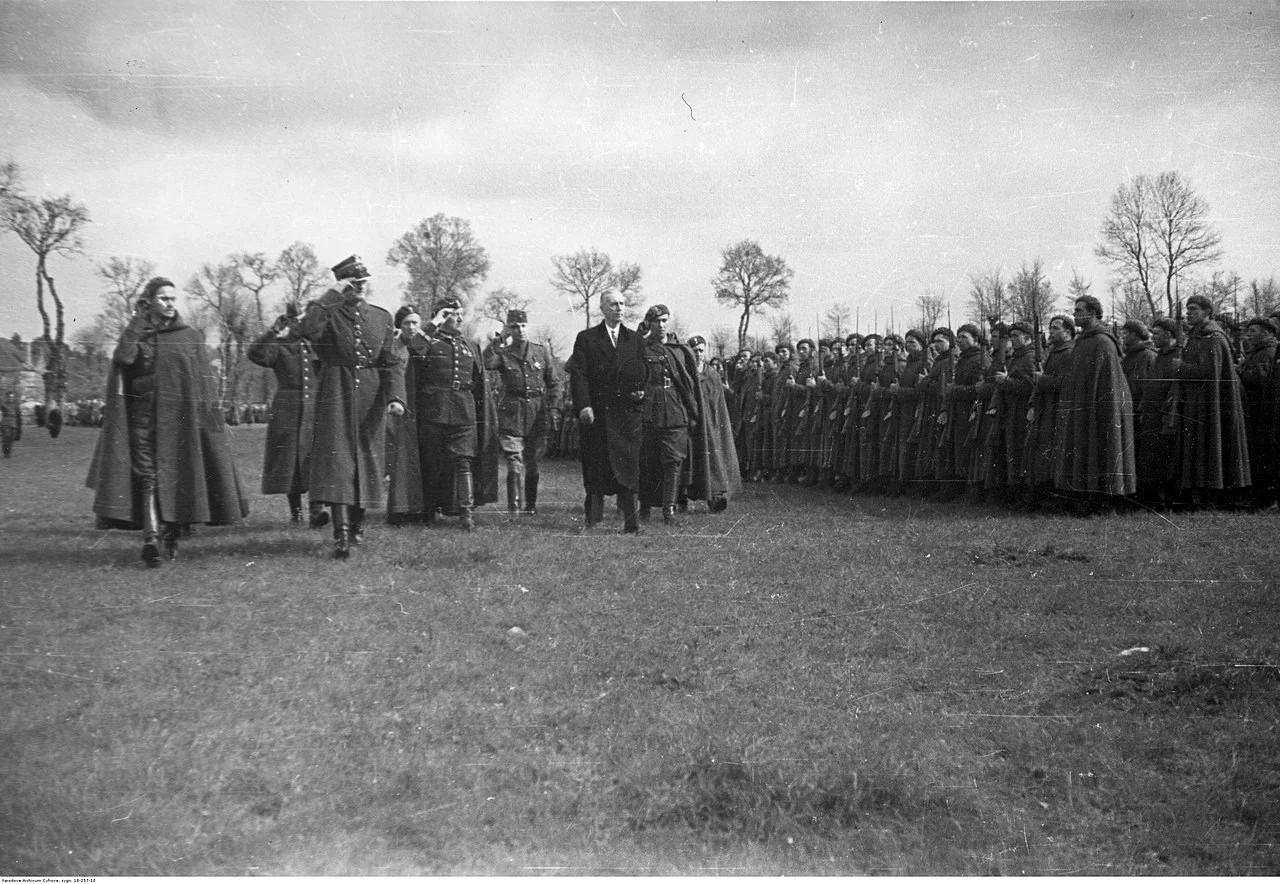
[1,426,1278,874]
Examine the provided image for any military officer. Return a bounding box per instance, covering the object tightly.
[296,255,406,558]
[483,309,560,514]
[406,296,495,530]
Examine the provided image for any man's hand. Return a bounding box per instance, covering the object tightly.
[431,307,453,328]
[387,402,405,417]
[578,406,595,426]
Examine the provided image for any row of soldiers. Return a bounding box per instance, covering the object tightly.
[720,294,1264,515]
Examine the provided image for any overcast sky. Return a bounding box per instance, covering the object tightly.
[2,1,1278,349]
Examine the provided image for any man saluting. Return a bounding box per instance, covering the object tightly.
[296,255,405,558]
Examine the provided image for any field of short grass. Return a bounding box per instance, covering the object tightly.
[2,426,1278,875]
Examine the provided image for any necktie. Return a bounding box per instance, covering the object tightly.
[609,327,617,348]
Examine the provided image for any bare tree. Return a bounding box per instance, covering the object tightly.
[1,182,91,405]
[478,286,532,329]
[531,323,567,365]
[966,268,1007,325]
[185,260,255,406]
[231,252,279,329]
[78,256,157,359]
[1109,278,1153,324]
[915,292,947,333]
[1148,171,1223,317]
[708,326,737,359]
[613,261,646,324]
[386,213,491,310]
[276,241,327,313]
[550,248,644,328]
[821,302,852,340]
[768,312,797,349]
[1006,258,1055,330]
[1096,171,1222,319]
[712,240,794,351]
[1249,274,1280,318]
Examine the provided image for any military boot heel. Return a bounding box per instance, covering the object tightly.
[141,481,161,568]
[331,505,351,560]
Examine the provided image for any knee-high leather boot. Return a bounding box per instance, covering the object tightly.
[661,462,683,525]
[524,470,538,514]
[287,492,303,523]
[456,464,475,531]
[331,504,351,559]
[349,506,366,545]
[506,460,524,513]
[141,479,161,568]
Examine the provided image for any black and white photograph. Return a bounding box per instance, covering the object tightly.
[2,1,1279,875]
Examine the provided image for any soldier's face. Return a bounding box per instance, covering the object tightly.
[649,313,670,338]
[508,322,528,343]
[1246,324,1269,348]
[693,343,707,365]
[1151,327,1172,350]
[957,330,977,350]
[797,342,811,359]
[1010,330,1030,349]
[1185,302,1206,325]
[400,314,422,337]
[442,309,463,333]
[904,337,922,354]
[1049,320,1070,344]
[930,336,950,355]
[151,286,179,319]
[777,348,790,362]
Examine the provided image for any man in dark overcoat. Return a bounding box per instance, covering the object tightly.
[1175,294,1251,507]
[247,305,327,527]
[0,391,20,457]
[483,308,560,514]
[86,276,248,566]
[568,289,644,532]
[1053,295,1137,514]
[296,255,406,557]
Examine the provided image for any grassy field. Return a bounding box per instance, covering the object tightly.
[2,425,1278,875]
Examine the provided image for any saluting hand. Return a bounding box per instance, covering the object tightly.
[387,402,405,416]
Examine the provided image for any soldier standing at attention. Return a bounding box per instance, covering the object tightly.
[296,255,405,558]
[483,309,560,514]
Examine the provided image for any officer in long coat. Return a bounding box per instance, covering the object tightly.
[296,255,405,558]
[483,308,560,513]
[247,307,327,527]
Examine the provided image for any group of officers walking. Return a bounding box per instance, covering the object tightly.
[723,293,1264,516]
[86,256,742,564]
[85,253,1267,567]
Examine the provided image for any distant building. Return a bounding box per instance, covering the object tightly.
[0,338,43,402]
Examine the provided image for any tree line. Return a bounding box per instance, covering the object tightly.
[4,154,1276,406]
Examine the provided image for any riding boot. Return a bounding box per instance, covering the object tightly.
[506,462,524,513]
[456,465,475,531]
[349,506,366,545]
[141,480,161,568]
[308,499,330,529]
[618,490,640,533]
[524,472,538,514]
[331,504,351,559]
[287,492,303,524]
[661,462,682,525]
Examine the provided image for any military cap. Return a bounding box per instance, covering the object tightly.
[1121,319,1151,340]
[687,335,707,348]
[1009,320,1034,337]
[644,304,671,322]
[394,305,421,329]
[506,309,528,324]
[433,296,463,313]
[331,254,371,281]
[905,328,928,345]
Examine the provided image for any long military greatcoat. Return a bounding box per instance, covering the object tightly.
[296,285,405,508]
[247,329,318,495]
[87,314,249,528]
[1176,319,1251,491]
[1053,326,1136,496]
[1023,339,1074,486]
[688,362,742,503]
[1238,338,1278,499]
